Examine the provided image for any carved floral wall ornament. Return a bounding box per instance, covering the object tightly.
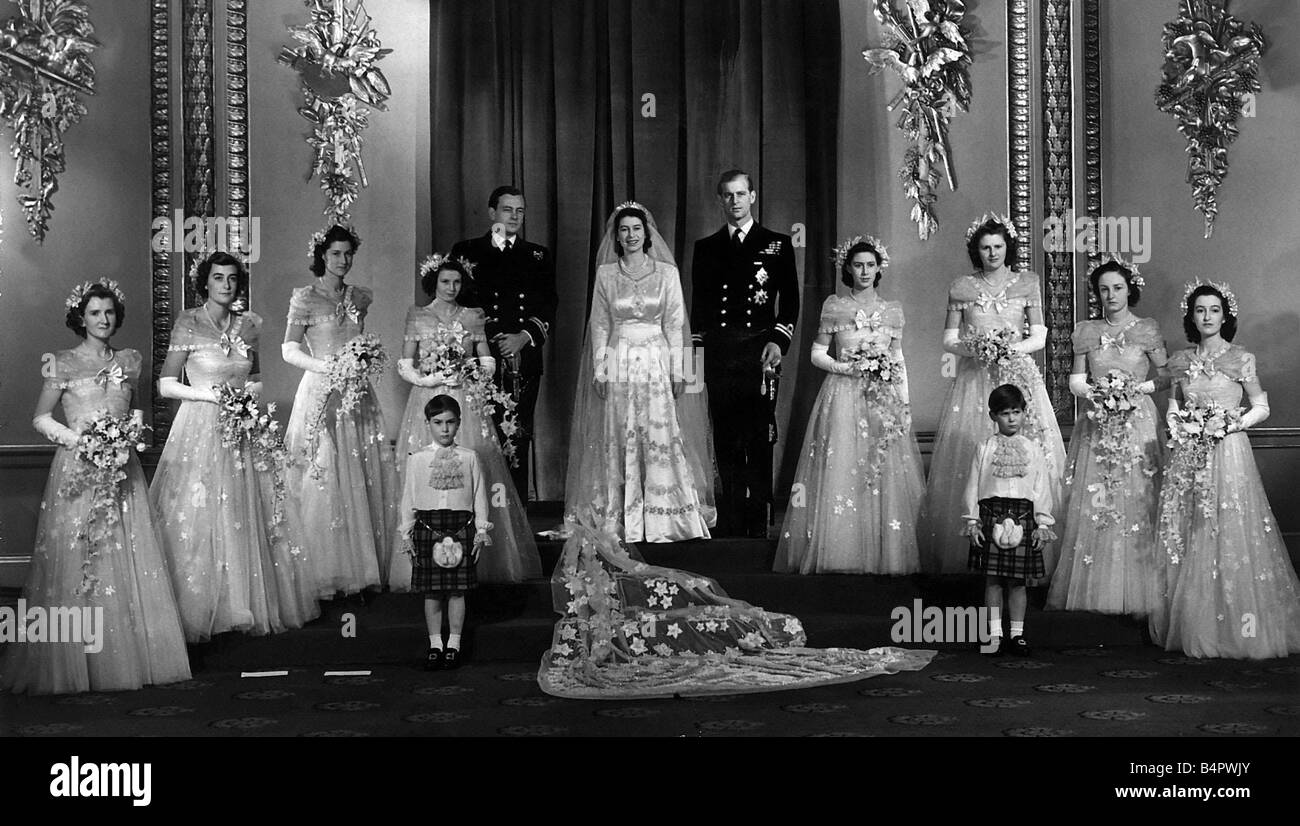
[278,0,391,225]
[1155,0,1266,238]
[862,0,972,240]
[0,0,97,244]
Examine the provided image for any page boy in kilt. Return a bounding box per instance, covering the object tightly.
[962,384,1057,656]
[398,395,492,670]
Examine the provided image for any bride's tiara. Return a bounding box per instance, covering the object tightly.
[1088,252,1145,288]
[832,235,890,270]
[1180,278,1239,316]
[615,200,647,214]
[965,211,1018,242]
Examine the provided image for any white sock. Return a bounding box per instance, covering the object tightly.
[1010,621,1025,638]
[428,635,443,649]
[447,633,462,650]
[987,607,1003,639]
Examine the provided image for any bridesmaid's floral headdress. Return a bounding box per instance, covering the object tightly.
[1089,252,1145,288]
[1180,278,1239,316]
[832,235,890,270]
[419,252,477,280]
[187,247,249,283]
[65,278,127,309]
[965,211,1018,241]
[307,224,362,259]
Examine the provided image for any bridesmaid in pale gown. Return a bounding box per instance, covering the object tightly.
[281,224,398,596]
[151,251,319,641]
[1,280,191,694]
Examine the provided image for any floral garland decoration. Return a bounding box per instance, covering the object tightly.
[1155,0,1266,239]
[0,0,98,244]
[278,0,392,225]
[831,234,891,271]
[863,0,972,240]
[56,410,149,597]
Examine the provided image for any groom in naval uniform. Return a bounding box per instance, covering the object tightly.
[451,185,557,504]
[690,170,800,538]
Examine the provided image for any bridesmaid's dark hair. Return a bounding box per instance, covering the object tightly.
[421,260,470,299]
[840,241,884,288]
[613,206,653,256]
[966,221,1019,270]
[65,283,126,338]
[425,394,462,421]
[1182,284,1237,343]
[988,383,1026,414]
[193,251,248,301]
[1088,261,1141,309]
[310,225,361,277]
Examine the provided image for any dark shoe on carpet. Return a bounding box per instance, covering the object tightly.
[1009,636,1030,657]
[444,648,461,670]
[424,647,445,671]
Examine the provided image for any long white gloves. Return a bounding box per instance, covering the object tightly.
[244,381,263,399]
[397,357,424,386]
[1011,324,1048,354]
[159,376,217,403]
[942,327,971,358]
[282,341,328,374]
[1238,391,1270,431]
[33,413,79,448]
[810,341,852,375]
[1069,372,1091,399]
[478,356,497,377]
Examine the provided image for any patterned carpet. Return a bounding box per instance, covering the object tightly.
[3,644,1296,738]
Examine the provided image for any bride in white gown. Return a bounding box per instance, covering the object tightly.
[562,202,717,542]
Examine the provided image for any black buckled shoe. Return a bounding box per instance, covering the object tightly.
[424,647,445,671]
[443,647,461,670]
[1009,636,1031,657]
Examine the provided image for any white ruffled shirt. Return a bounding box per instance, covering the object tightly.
[397,443,491,538]
[961,432,1055,526]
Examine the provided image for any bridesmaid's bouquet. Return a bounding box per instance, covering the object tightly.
[215,385,290,524]
[57,410,150,597]
[846,342,905,390]
[964,328,1018,369]
[1159,399,1241,563]
[305,333,387,477]
[419,325,522,467]
[1085,370,1149,498]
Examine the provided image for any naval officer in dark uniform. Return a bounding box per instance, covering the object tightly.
[450,185,557,504]
[690,170,800,537]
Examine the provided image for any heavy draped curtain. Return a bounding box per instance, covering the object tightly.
[430,0,841,502]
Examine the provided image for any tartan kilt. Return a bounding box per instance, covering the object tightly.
[968,497,1044,580]
[411,509,477,594]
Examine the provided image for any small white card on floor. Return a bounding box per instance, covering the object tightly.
[324,670,371,676]
[240,670,289,678]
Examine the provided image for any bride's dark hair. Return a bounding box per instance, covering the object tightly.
[613,206,653,256]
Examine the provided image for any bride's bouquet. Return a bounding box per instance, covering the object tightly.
[1085,369,1149,500]
[305,333,387,477]
[1159,399,1241,563]
[57,410,150,597]
[419,325,522,467]
[215,384,290,524]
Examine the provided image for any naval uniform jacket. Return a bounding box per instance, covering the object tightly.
[450,233,557,378]
[690,222,799,354]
